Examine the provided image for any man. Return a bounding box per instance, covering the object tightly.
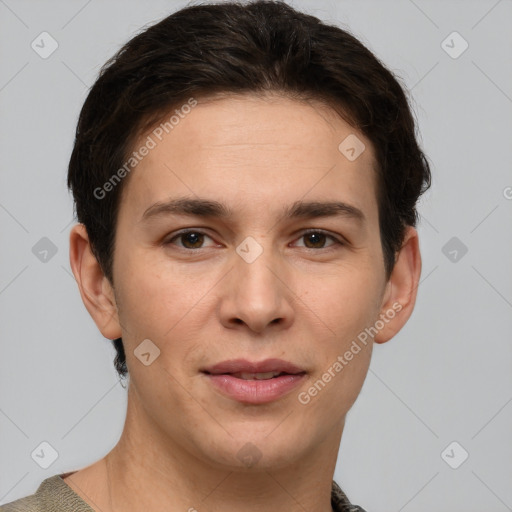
[1,1,430,511]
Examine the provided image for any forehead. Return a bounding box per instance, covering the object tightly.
[119,94,378,224]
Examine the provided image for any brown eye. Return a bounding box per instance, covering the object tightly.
[295,230,342,249]
[303,232,327,248]
[166,230,214,249]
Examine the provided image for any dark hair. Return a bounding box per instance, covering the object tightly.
[67,0,431,378]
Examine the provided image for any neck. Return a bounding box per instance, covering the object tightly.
[101,386,343,512]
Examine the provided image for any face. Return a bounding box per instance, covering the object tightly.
[80,94,412,470]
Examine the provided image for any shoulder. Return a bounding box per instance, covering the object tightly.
[0,474,94,512]
[331,480,368,512]
[0,492,40,512]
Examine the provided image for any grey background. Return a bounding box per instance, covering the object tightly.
[0,1,511,511]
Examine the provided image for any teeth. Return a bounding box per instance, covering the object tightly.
[232,371,282,380]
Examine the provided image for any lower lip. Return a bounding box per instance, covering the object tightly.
[204,373,306,404]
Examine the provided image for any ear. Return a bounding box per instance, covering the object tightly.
[69,223,122,340]
[373,226,422,344]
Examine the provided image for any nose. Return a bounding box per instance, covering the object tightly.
[218,246,295,334]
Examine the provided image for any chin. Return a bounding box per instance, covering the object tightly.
[198,428,308,471]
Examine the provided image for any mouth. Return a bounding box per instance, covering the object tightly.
[201,357,306,376]
[201,358,307,404]
[209,371,300,380]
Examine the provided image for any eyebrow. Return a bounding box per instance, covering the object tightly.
[140,197,366,224]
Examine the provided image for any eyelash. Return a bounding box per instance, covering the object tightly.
[164,229,345,251]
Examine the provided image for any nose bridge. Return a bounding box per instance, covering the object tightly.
[234,235,282,300]
[220,235,293,331]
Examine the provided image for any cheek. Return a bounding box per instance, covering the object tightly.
[114,250,213,368]
[317,265,381,396]
[115,249,185,322]
[302,262,382,333]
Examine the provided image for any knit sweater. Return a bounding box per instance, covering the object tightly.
[0,472,367,511]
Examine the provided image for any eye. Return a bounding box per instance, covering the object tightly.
[165,230,216,249]
[293,230,343,249]
[164,229,344,251]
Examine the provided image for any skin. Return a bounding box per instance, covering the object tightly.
[67,93,421,512]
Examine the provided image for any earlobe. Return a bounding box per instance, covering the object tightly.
[373,226,422,344]
[69,223,122,340]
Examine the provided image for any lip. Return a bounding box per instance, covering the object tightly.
[201,358,307,405]
[202,358,305,375]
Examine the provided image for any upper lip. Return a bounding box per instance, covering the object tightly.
[202,358,305,375]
